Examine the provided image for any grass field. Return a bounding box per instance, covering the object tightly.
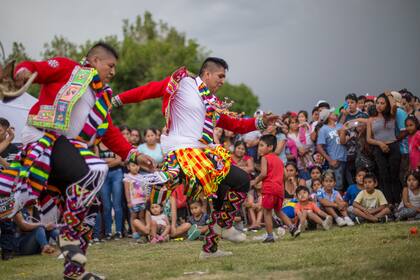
[1,222,420,280]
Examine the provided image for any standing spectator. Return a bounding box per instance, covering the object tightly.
[120,125,131,141]
[246,182,263,231]
[338,93,368,124]
[264,124,287,163]
[339,94,368,184]
[364,97,375,114]
[137,128,164,167]
[392,91,410,185]
[311,107,320,125]
[123,160,149,241]
[251,135,299,242]
[406,116,420,171]
[366,92,401,205]
[357,95,367,112]
[97,142,124,240]
[287,114,314,179]
[316,109,348,191]
[130,128,142,147]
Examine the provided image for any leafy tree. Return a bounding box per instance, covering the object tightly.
[35,11,260,129]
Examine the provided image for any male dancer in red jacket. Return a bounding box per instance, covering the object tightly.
[113,57,281,258]
[0,42,154,279]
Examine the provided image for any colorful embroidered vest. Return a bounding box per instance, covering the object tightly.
[27,65,111,145]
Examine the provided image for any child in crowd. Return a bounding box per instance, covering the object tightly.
[123,160,149,241]
[170,200,209,240]
[352,173,391,223]
[406,116,420,171]
[149,203,170,243]
[251,135,299,243]
[395,170,420,220]
[317,170,354,226]
[305,166,323,190]
[295,186,333,231]
[310,178,322,201]
[246,182,263,231]
[185,200,209,240]
[344,167,368,216]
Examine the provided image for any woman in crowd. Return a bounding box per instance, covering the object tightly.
[137,128,165,167]
[366,92,401,206]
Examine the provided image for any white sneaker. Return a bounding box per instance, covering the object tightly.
[199,250,233,260]
[322,216,333,230]
[344,216,355,226]
[221,226,247,243]
[277,227,286,239]
[335,217,346,227]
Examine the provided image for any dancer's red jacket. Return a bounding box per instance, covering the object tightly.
[15,57,133,159]
[116,75,258,134]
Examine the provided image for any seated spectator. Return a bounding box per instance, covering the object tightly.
[395,170,420,221]
[245,182,263,231]
[169,184,189,229]
[171,200,209,240]
[137,128,164,167]
[344,167,368,216]
[149,203,170,243]
[12,207,58,257]
[305,166,323,191]
[406,116,420,171]
[310,178,322,201]
[317,170,354,227]
[221,129,236,152]
[231,140,255,176]
[352,173,391,223]
[123,160,149,242]
[295,186,333,231]
[0,118,18,168]
[131,208,152,244]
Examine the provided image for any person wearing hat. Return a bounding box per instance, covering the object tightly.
[316,108,349,191]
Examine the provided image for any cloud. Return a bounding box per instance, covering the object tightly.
[1,0,419,113]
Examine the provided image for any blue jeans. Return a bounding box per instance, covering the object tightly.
[100,168,123,235]
[17,226,59,255]
[332,161,346,191]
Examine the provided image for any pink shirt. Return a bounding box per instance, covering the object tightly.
[408,131,420,170]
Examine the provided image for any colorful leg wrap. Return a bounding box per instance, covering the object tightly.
[202,190,246,253]
[61,185,100,279]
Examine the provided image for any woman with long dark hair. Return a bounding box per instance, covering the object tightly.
[367,92,401,205]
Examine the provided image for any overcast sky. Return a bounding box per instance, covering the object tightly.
[1,0,419,113]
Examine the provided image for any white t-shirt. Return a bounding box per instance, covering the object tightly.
[21,87,96,145]
[160,76,208,154]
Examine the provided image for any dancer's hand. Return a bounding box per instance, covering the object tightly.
[14,68,32,87]
[262,113,281,127]
[136,153,156,172]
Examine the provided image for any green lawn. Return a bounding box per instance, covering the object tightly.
[1,222,420,280]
